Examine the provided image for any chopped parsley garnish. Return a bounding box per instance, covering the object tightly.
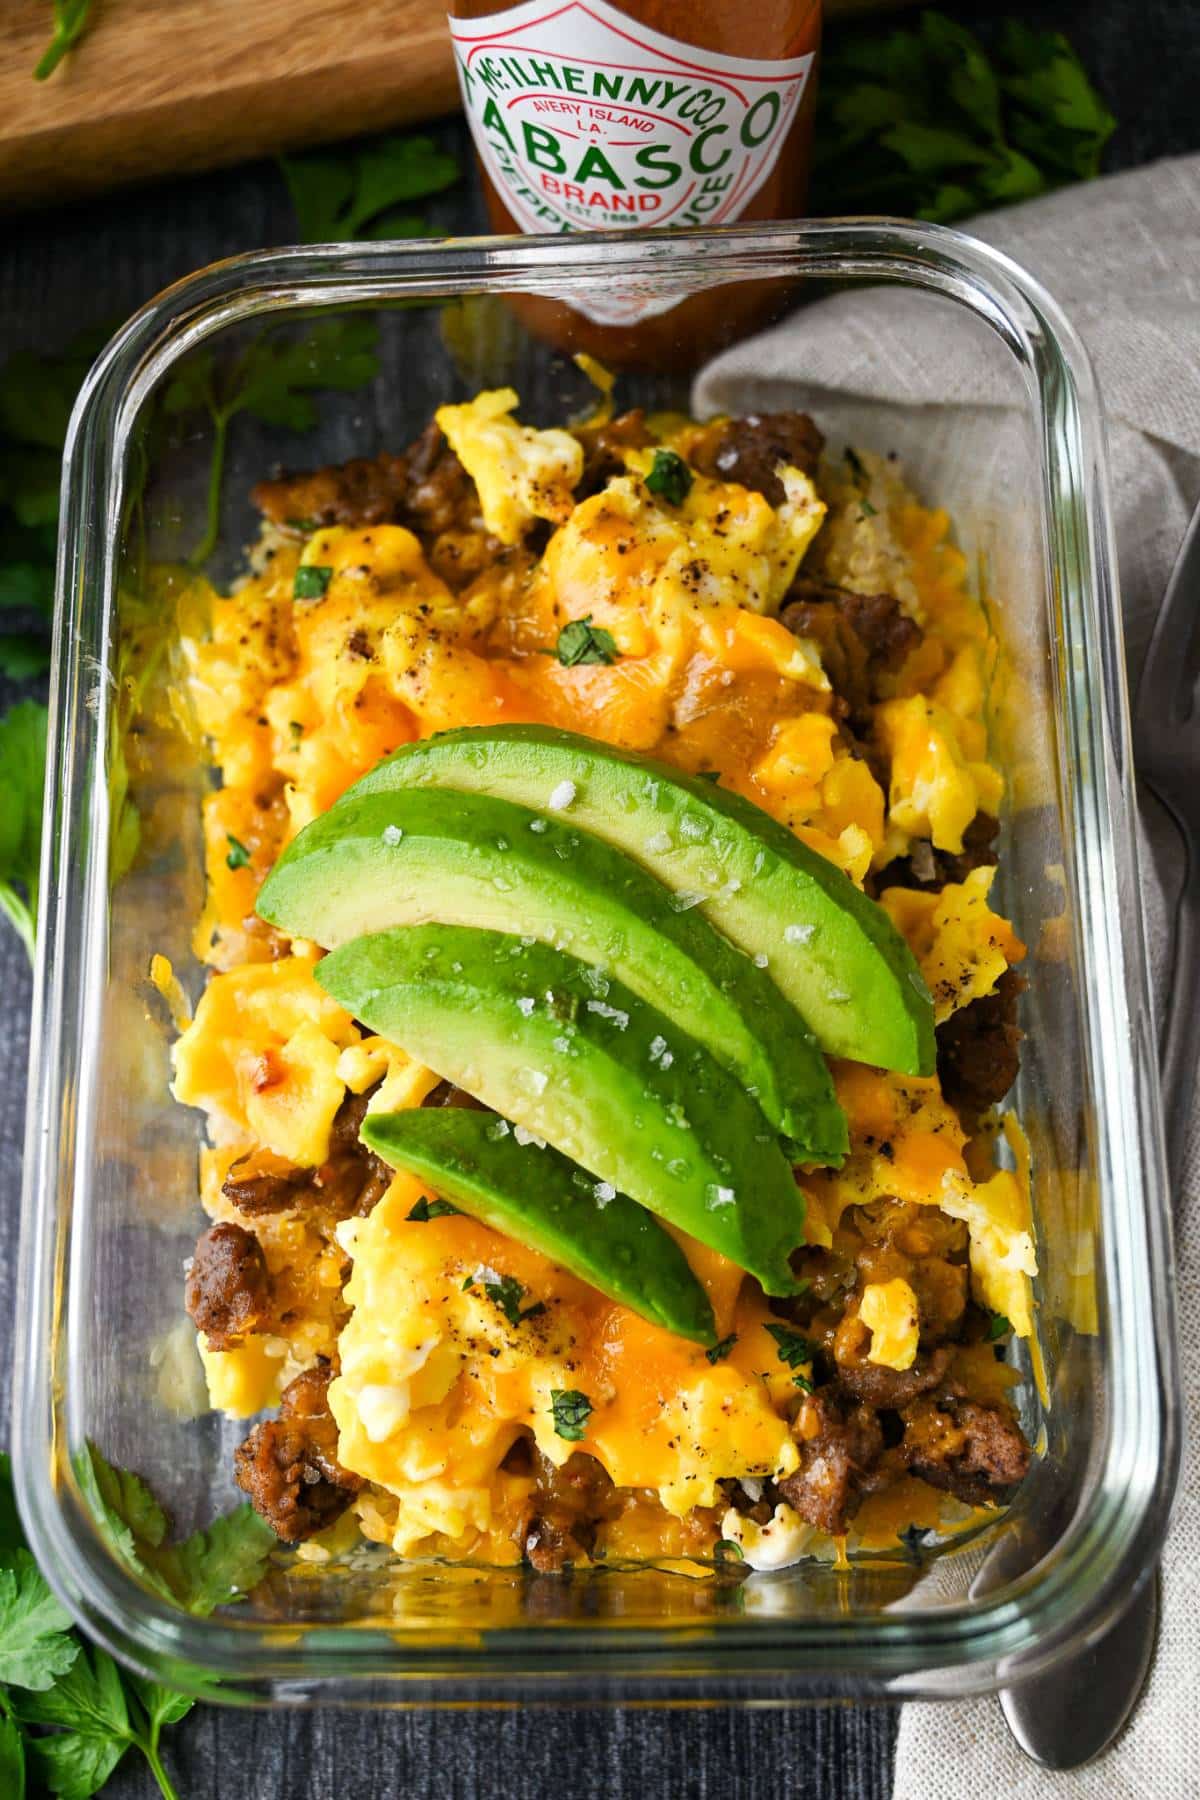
[844,446,868,484]
[987,1312,1012,1341]
[696,769,721,784]
[644,448,693,507]
[706,1334,737,1365]
[293,564,333,601]
[289,720,304,742]
[858,498,878,518]
[713,1537,745,1564]
[766,1323,815,1389]
[407,1196,459,1222]
[765,1323,813,1370]
[224,833,251,871]
[481,1273,546,1329]
[285,517,319,533]
[550,1389,592,1442]
[547,614,619,668]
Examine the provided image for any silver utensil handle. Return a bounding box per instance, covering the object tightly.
[1160,820,1199,1189]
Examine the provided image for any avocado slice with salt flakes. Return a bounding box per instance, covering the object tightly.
[361,1108,716,1345]
[317,924,807,1296]
[345,724,935,1074]
[257,786,846,1162]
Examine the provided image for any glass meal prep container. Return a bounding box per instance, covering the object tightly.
[14,221,1181,1707]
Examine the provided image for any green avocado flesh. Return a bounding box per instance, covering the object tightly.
[318,925,807,1296]
[361,1107,716,1344]
[346,726,935,1074]
[258,787,846,1162]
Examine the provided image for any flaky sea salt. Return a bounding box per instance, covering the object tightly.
[547,779,576,811]
[382,824,403,846]
[586,999,629,1029]
[593,1181,616,1208]
[784,923,816,944]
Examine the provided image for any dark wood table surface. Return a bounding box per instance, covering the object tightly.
[1,2,1195,1793]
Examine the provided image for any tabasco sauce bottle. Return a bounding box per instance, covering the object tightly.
[447,0,823,366]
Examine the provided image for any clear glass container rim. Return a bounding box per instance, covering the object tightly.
[14,218,1182,1702]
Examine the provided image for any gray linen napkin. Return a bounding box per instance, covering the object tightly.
[695,154,1200,1797]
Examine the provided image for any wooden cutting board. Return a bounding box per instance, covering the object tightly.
[1,0,910,212]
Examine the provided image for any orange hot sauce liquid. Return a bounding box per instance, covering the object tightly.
[448,0,823,368]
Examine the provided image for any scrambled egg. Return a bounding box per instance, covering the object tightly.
[171,389,1036,1570]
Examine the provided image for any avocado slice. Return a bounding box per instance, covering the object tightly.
[361,1107,717,1344]
[317,924,807,1296]
[258,787,846,1162]
[346,726,934,1074]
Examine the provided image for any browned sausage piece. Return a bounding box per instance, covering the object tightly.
[780,577,922,722]
[691,411,825,501]
[876,811,1000,895]
[512,1445,620,1572]
[832,1319,956,1409]
[575,408,653,499]
[774,1390,884,1536]
[936,967,1025,1120]
[252,454,411,531]
[185,1222,272,1351]
[222,1158,316,1217]
[234,1362,363,1542]
[899,1392,1031,1506]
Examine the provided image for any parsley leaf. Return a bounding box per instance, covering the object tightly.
[812,11,1114,225]
[0,700,48,962]
[161,1507,276,1617]
[281,134,460,243]
[224,833,251,871]
[0,1551,79,1692]
[987,1312,1012,1341]
[0,1712,24,1800]
[706,1334,737,1365]
[0,1453,25,1560]
[644,448,693,507]
[482,1274,546,1330]
[32,0,96,81]
[550,1389,592,1442]
[407,1196,460,1222]
[547,614,619,668]
[293,564,333,601]
[713,1537,745,1564]
[14,1643,135,1800]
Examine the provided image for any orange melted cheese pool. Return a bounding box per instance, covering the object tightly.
[172,391,1035,1569]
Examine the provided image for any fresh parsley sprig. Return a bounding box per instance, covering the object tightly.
[812,10,1115,225]
[0,1446,274,1800]
[161,317,381,568]
[280,135,460,244]
[33,0,96,81]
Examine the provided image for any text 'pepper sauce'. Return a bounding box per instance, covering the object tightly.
[447,0,823,366]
